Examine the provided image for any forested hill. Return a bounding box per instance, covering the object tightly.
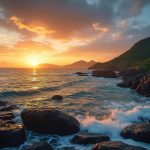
[90,37,150,70]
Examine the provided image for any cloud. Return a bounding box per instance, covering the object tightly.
[10,16,55,35]
[0,0,150,66]
[32,35,94,52]
[117,0,150,19]
[86,0,99,6]
[0,27,23,46]
[93,22,109,33]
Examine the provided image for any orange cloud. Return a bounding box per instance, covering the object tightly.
[93,22,109,33]
[10,16,55,35]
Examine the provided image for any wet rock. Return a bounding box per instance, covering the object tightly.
[24,141,53,150]
[92,141,147,150]
[21,108,80,135]
[0,100,8,106]
[0,119,26,148]
[121,123,150,143]
[135,74,150,97]
[59,147,76,150]
[51,95,63,101]
[75,72,89,76]
[118,69,148,79]
[92,70,117,78]
[71,133,110,144]
[117,69,150,97]
[0,111,15,121]
[0,105,18,111]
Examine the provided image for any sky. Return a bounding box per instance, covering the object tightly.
[0,0,150,67]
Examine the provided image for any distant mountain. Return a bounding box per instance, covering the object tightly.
[39,60,96,69]
[90,37,150,70]
[63,60,96,68]
[38,63,60,68]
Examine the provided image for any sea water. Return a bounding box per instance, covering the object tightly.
[0,68,150,150]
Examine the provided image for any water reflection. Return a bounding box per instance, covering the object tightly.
[33,68,37,76]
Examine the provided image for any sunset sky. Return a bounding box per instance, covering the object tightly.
[0,0,150,67]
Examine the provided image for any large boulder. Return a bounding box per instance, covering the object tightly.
[51,95,63,101]
[0,119,26,148]
[92,141,147,150]
[121,123,150,143]
[24,141,53,150]
[92,70,117,78]
[21,108,80,135]
[71,133,110,144]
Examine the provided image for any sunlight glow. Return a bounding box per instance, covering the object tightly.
[26,55,41,68]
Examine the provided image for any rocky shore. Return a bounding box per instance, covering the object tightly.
[76,69,150,97]
[117,69,150,97]
[0,98,150,150]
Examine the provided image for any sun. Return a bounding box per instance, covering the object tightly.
[31,59,39,67]
[26,55,40,68]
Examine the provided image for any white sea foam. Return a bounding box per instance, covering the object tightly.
[79,105,150,149]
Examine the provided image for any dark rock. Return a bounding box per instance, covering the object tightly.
[117,79,133,88]
[0,105,18,111]
[51,95,63,101]
[92,70,117,78]
[59,147,76,150]
[121,123,150,143]
[117,69,150,97]
[118,69,148,79]
[21,108,80,135]
[136,74,150,97]
[0,100,8,106]
[0,111,15,121]
[75,72,89,76]
[71,133,110,144]
[0,119,26,148]
[92,141,147,150]
[24,141,53,150]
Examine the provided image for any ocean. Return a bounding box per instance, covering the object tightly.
[0,68,150,150]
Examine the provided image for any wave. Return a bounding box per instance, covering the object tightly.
[78,106,150,149]
[0,79,86,98]
[0,86,60,98]
[0,89,40,97]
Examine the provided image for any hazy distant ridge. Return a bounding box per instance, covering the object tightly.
[39,60,96,68]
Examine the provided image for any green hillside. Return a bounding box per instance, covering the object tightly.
[90,37,150,70]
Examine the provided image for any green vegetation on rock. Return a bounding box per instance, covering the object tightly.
[90,37,150,70]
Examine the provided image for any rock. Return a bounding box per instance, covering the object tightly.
[0,119,26,148]
[0,111,15,121]
[71,133,110,144]
[117,69,150,97]
[24,141,53,150]
[117,79,133,88]
[21,108,80,135]
[92,70,117,78]
[92,141,147,150]
[0,100,8,106]
[136,74,150,97]
[118,69,148,79]
[121,123,150,143]
[51,95,63,101]
[75,72,89,76]
[0,105,18,111]
[59,147,76,150]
